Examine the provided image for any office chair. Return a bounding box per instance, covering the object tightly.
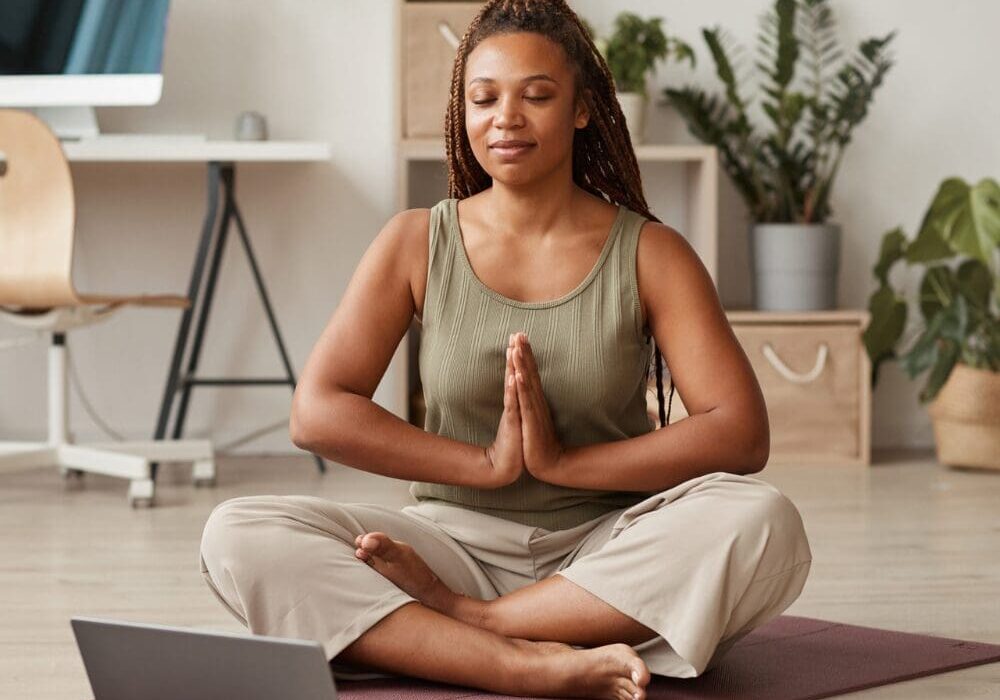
[0,109,214,507]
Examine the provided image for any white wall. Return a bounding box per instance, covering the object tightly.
[1,0,995,456]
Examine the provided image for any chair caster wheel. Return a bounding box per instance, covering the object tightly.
[129,497,154,509]
[193,477,217,488]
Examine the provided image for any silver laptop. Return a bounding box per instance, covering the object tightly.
[71,616,338,700]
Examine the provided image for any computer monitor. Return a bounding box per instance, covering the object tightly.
[0,0,171,139]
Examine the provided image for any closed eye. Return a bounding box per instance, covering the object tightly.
[471,97,551,105]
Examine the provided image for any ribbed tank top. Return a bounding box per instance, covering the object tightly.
[411,197,659,531]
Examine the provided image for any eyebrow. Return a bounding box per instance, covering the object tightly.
[468,74,558,86]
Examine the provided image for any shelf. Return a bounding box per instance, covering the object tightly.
[725,309,871,325]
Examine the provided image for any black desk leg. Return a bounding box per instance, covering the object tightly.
[151,162,326,481]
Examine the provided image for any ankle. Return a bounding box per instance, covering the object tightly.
[446,593,494,632]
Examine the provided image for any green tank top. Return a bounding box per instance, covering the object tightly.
[411,197,658,531]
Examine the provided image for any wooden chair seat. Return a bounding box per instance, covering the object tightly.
[0,109,189,311]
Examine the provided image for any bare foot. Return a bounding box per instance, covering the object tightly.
[515,640,652,700]
[353,532,459,615]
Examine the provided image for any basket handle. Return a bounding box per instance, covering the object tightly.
[761,342,829,384]
[438,21,461,50]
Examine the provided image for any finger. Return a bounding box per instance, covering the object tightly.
[514,346,541,416]
[518,333,540,377]
[513,344,533,392]
[506,345,520,414]
[514,363,533,416]
[504,346,513,407]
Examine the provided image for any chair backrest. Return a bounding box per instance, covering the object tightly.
[0,109,80,308]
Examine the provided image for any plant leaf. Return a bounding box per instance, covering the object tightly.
[863,284,907,385]
[919,339,960,403]
[914,177,1000,266]
[873,226,907,285]
[918,265,956,322]
[955,258,992,310]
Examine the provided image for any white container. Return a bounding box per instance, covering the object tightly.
[616,91,646,145]
[749,222,841,311]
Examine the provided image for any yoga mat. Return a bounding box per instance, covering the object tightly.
[334,615,1000,700]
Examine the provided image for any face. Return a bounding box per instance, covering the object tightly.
[463,31,591,185]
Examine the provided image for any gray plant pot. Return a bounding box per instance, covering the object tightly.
[749,222,841,311]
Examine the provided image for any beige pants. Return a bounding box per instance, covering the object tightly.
[199,471,812,680]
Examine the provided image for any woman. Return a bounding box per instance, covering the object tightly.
[199,2,812,699]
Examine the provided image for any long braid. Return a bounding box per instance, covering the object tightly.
[444,0,675,428]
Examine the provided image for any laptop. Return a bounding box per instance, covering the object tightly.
[71,616,339,700]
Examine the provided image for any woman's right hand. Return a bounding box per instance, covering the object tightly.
[483,335,524,488]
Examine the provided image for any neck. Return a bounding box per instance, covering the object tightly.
[482,156,583,237]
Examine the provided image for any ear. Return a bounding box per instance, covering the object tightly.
[574,88,592,129]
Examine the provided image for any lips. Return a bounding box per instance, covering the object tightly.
[490,141,535,158]
[490,140,534,148]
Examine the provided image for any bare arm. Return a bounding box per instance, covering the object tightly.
[547,221,769,492]
[289,209,496,488]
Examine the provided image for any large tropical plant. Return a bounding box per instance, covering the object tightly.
[664,0,895,224]
[863,177,1000,402]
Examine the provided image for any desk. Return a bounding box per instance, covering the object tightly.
[64,138,332,479]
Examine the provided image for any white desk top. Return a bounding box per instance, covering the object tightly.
[62,136,331,163]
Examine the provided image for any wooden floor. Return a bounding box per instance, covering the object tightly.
[2,448,998,699]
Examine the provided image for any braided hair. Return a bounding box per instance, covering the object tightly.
[442,0,675,428]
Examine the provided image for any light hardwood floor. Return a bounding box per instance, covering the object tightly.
[2,448,998,699]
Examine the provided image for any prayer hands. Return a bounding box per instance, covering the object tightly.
[509,332,565,481]
[484,332,566,487]
[483,331,526,487]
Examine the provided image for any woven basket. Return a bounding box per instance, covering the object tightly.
[927,363,1000,471]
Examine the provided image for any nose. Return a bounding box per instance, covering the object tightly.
[493,95,524,129]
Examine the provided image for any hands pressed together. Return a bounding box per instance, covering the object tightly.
[484,332,566,487]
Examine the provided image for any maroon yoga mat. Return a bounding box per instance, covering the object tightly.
[333,614,1000,700]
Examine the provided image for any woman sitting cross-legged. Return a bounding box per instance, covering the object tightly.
[199,2,812,698]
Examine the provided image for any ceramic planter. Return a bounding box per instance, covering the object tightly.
[927,363,1000,471]
[617,91,646,145]
[749,222,841,311]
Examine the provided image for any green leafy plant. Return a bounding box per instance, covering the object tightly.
[664,0,895,223]
[863,177,1000,402]
[582,13,694,97]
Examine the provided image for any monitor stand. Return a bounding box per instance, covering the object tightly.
[30,106,99,140]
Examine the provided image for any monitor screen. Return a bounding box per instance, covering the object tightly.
[0,0,170,76]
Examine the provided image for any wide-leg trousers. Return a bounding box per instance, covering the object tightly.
[199,470,812,680]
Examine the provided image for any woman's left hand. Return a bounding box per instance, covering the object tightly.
[509,332,565,480]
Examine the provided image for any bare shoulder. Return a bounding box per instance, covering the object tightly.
[635,220,717,329]
[385,207,432,322]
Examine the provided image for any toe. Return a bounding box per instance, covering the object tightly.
[629,659,650,689]
[618,675,641,700]
[360,532,389,555]
[616,685,637,700]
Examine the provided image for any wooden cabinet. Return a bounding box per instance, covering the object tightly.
[401,2,482,138]
[650,310,872,466]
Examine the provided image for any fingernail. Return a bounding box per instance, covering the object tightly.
[632,670,639,684]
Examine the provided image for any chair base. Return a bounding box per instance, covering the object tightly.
[0,439,215,508]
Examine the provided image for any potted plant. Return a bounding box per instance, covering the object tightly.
[863,177,1000,470]
[664,0,895,311]
[581,13,693,145]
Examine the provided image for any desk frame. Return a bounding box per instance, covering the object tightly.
[150,161,326,479]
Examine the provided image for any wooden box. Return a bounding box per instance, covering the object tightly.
[650,310,871,466]
[401,2,483,138]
